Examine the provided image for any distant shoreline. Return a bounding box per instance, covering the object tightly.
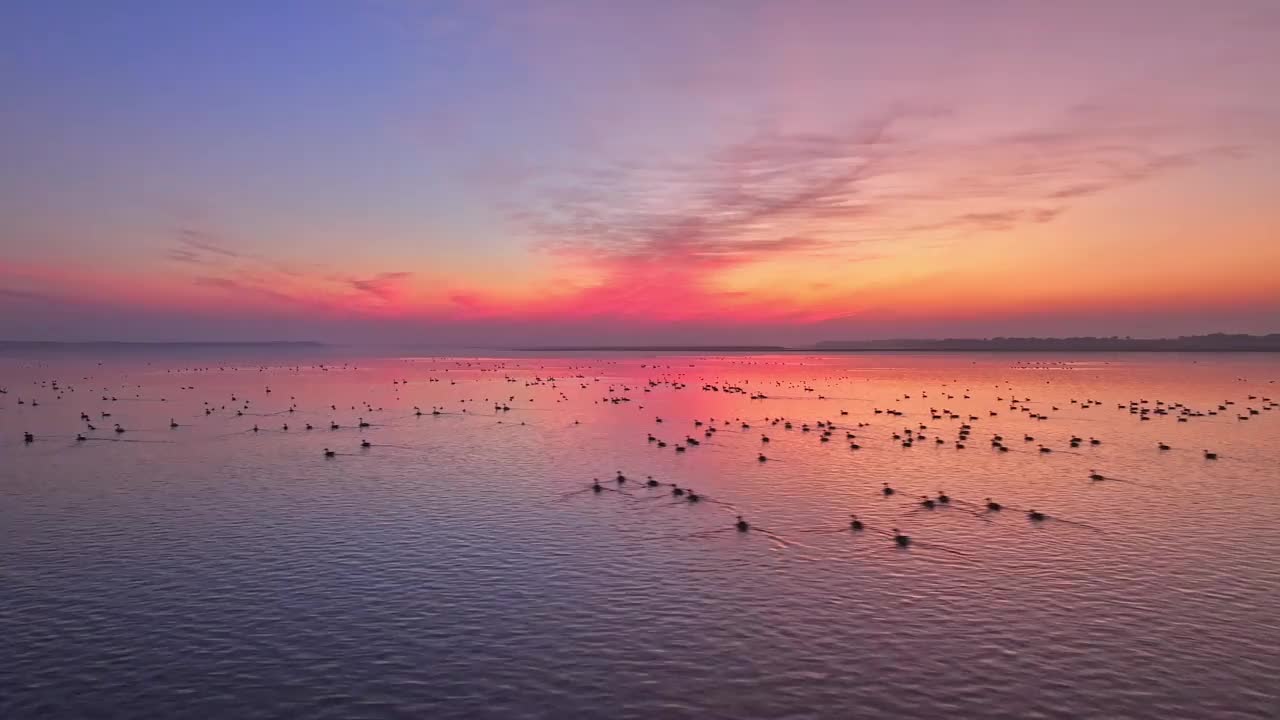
[3,334,1277,353]
[515,334,1280,353]
[0,341,324,347]
[811,334,1280,352]
[511,345,789,352]
[512,347,1280,353]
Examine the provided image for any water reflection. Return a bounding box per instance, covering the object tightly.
[2,351,1278,719]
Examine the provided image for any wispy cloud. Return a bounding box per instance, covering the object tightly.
[190,275,303,305]
[177,228,244,259]
[0,286,52,302]
[495,100,1251,324]
[165,227,423,315]
[135,88,1265,334]
[349,271,413,303]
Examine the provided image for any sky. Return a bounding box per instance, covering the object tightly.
[2,0,1278,345]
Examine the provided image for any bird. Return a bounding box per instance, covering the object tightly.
[986,498,1002,511]
[1089,471,1105,481]
[850,514,863,531]
[882,483,895,496]
[892,528,910,547]
[736,515,750,532]
[323,448,335,457]
[1203,450,1218,460]
[1028,509,1046,521]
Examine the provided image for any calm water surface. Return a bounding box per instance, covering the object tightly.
[3,350,1279,719]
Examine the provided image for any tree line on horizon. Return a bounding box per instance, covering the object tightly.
[815,333,1280,351]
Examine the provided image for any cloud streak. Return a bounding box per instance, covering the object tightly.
[493,100,1255,326]
[8,1,1274,343]
[137,94,1266,338]
[348,272,414,303]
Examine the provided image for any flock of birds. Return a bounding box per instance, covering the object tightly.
[587,377,1274,546]
[6,357,1278,553]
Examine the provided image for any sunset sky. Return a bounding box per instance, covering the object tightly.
[2,1,1278,344]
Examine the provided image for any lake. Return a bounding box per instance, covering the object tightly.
[3,349,1278,719]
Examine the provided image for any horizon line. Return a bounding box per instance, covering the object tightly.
[5,332,1279,352]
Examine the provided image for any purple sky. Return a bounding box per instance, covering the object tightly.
[2,1,1279,343]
